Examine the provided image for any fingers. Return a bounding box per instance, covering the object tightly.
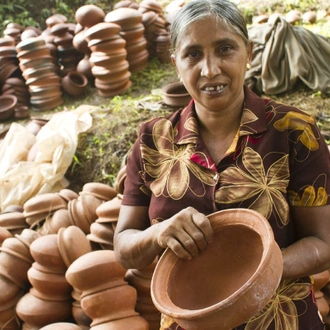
[156,207,214,260]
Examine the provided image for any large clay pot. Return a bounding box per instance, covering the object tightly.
[75,5,105,28]
[151,208,283,330]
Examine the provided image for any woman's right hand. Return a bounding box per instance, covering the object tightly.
[155,206,214,260]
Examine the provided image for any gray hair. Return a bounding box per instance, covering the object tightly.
[170,0,249,52]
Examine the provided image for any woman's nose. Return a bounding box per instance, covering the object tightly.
[200,56,221,78]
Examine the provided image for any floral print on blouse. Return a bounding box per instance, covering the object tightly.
[122,86,330,330]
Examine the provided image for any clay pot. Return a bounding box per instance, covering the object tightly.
[16,292,73,328]
[65,250,127,297]
[105,7,143,30]
[39,323,83,330]
[95,195,122,223]
[0,212,26,231]
[29,234,67,274]
[151,208,283,330]
[27,266,72,300]
[75,5,105,28]
[0,94,17,121]
[87,222,114,247]
[82,182,118,201]
[76,56,93,80]
[88,37,126,53]
[0,227,12,245]
[73,30,90,54]
[162,81,192,108]
[0,273,21,305]
[81,284,138,325]
[61,71,88,96]
[84,22,121,42]
[58,189,79,202]
[89,315,149,330]
[89,50,127,67]
[23,193,67,219]
[57,226,92,268]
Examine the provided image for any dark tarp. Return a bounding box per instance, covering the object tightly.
[244,17,330,96]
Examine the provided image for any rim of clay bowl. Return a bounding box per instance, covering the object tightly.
[150,208,283,330]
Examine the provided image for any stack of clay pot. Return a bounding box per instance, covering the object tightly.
[312,270,330,326]
[66,250,149,330]
[3,23,24,45]
[87,193,123,250]
[0,37,22,88]
[85,21,131,97]
[125,259,161,330]
[50,22,80,76]
[140,4,169,60]
[57,225,92,330]
[16,234,73,328]
[0,229,40,330]
[16,37,63,111]
[105,7,149,73]
[114,0,140,10]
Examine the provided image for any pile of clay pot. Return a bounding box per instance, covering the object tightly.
[252,9,329,25]
[0,161,162,330]
[0,0,185,121]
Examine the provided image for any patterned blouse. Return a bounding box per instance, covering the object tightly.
[122,86,330,330]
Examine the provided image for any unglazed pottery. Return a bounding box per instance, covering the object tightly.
[162,81,192,108]
[65,250,127,297]
[39,323,83,330]
[75,5,105,28]
[151,208,283,330]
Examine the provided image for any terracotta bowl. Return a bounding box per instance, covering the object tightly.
[151,208,283,330]
[162,81,192,108]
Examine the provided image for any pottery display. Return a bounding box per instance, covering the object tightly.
[162,81,192,108]
[151,208,283,330]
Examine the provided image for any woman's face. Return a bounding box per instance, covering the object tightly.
[172,16,252,114]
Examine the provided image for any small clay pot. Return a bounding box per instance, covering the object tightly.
[29,234,67,274]
[57,226,92,268]
[75,5,105,28]
[84,22,121,41]
[65,250,127,297]
[105,7,143,30]
[81,284,138,325]
[82,182,118,201]
[61,71,88,96]
[39,323,83,330]
[16,292,72,328]
[162,81,192,108]
[89,315,149,330]
[0,94,17,121]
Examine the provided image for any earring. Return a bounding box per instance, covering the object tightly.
[178,75,182,83]
[246,63,252,70]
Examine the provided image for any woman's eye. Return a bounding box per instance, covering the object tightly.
[188,51,199,58]
[219,45,233,53]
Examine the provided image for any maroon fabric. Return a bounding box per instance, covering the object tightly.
[122,86,329,329]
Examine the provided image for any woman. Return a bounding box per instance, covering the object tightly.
[114,0,330,329]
